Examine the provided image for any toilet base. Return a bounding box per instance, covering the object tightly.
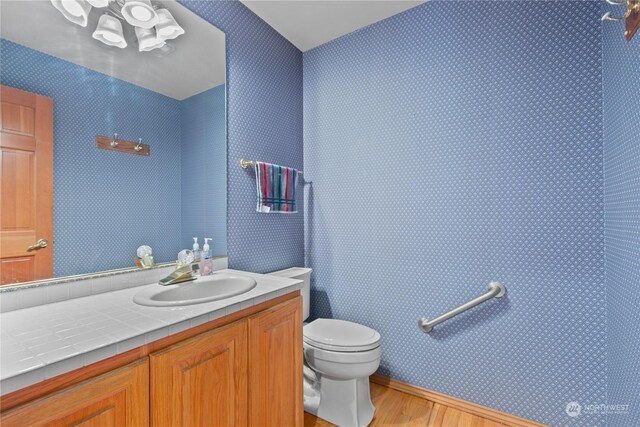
[304,374,375,427]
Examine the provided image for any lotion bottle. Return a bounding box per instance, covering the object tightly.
[192,237,201,262]
[202,238,212,259]
[200,238,213,276]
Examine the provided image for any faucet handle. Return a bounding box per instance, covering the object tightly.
[159,264,196,286]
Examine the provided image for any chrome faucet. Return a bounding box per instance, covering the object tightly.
[159,264,198,286]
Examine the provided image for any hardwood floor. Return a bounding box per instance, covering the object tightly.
[304,383,512,427]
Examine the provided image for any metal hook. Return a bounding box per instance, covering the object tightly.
[135,138,143,152]
[110,133,119,148]
[602,11,625,21]
[602,0,640,21]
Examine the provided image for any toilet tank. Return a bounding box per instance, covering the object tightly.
[269,267,312,321]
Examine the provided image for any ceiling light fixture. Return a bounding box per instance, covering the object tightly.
[87,0,109,7]
[155,9,185,41]
[50,0,185,53]
[92,14,127,48]
[50,0,92,27]
[135,26,166,52]
[121,0,158,29]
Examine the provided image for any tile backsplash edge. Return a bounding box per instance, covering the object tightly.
[0,257,229,313]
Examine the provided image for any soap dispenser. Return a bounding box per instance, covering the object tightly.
[202,238,212,259]
[192,237,201,262]
[200,238,213,276]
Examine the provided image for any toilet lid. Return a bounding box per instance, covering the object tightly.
[303,319,381,352]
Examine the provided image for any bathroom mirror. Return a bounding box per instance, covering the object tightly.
[0,0,227,286]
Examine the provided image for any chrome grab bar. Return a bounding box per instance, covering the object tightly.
[418,282,506,333]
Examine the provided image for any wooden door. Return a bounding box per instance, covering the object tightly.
[150,319,248,427]
[0,358,149,427]
[248,296,303,427]
[0,85,53,285]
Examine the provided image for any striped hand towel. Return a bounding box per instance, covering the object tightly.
[254,161,299,213]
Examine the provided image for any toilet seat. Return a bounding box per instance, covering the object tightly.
[304,341,382,365]
[303,319,381,352]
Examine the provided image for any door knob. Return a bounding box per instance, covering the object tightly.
[27,239,48,252]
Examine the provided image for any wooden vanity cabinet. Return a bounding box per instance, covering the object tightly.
[0,295,303,427]
[150,320,248,426]
[248,296,303,427]
[0,358,149,427]
[148,297,303,427]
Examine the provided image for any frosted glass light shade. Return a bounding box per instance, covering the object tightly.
[155,9,185,41]
[50,0,92,27]
[87,0,109,7]
[93,14,127,48]
[121,0,158,29]
[135,26,165,52]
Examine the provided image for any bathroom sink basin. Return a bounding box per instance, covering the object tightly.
[133,274,257,307]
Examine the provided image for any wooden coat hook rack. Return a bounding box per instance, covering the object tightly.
[96,133,150,156]
[602,0,640,41]
[627,0,640,40]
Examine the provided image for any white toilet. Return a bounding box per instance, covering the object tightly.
[270,268,381,427]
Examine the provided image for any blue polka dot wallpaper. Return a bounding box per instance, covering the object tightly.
[604,6,640,427]
[304,2,607,425]
[180,84,227,256]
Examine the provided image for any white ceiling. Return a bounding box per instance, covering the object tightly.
[0,0,225,100]
[240,0,426,52]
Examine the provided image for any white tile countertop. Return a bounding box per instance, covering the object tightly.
[0,269,302,395]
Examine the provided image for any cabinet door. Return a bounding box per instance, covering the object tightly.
[0,358,148,427]
[150,320,247,427]
[248,296,303,427]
